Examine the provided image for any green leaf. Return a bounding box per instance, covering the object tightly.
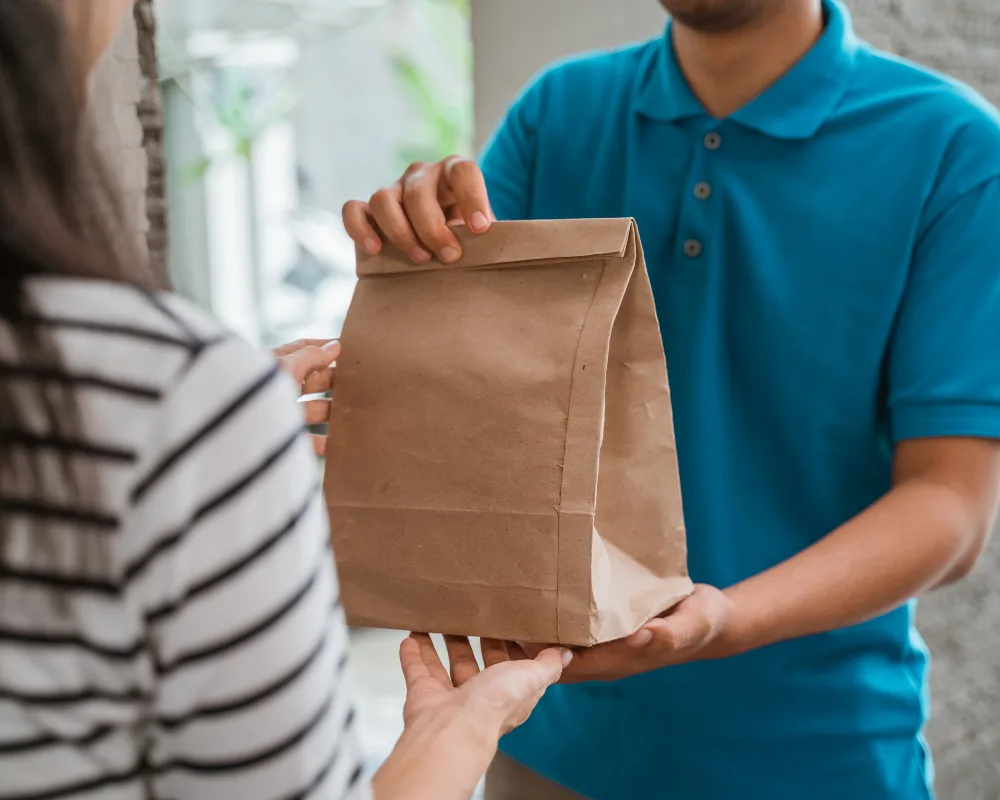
[234,137,253,160]
[175,156,214,185]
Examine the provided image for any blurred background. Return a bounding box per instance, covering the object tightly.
[97,1,999,796]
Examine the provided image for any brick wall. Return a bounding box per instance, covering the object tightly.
[89,4,168,287]
[841,3,1000,796]
[133,0,169,286]
[90,11,148,266]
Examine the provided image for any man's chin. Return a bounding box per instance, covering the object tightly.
[660,0,770,34]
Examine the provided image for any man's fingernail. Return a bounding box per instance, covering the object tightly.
[363,237,380,254]
[411,247,431,262]
[561,649,573,667]
[440,246,460,263]
[471,211,489,232]
[630,630,653,647]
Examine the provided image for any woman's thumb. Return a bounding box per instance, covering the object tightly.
[532,647,573,687]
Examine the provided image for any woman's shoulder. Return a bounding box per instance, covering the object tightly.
[23,275,269,389]
[27,275,230,346]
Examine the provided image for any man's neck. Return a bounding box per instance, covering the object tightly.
[672,0,825,119]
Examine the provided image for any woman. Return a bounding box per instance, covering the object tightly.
[0,2,569,799]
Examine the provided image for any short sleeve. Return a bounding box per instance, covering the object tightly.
[887,176,1000,442]
[479,76,545,222]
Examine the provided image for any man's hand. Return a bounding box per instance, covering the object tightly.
[273,339,339,456]
[342,156,495,265]
[515,586,738,683]
[553,585,738,683]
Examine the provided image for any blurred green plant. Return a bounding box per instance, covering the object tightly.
[177,70,300,184]
[392,0,473,170]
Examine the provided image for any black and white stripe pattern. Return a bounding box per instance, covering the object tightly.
[0,278,368,800]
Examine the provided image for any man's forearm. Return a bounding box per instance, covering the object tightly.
[722,479,987,654]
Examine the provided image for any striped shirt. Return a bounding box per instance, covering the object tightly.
[0,278,369,800]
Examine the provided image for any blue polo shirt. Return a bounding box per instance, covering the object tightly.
[481,2,1000,798]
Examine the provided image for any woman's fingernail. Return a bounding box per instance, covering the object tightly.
[630,630,653,648]
[411,247,430,263]
[471,211,489,232]
[322,339,340,351]
[363,237,380,254]
[440,246,460,263]
[561,649,574,667]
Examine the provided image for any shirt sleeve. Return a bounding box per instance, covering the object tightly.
[479,76,545,222]
[121,332,369,800]
[887,175,1000,442]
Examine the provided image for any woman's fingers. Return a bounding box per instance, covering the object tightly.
[398,636,431,691]
[303,367,334,396]
[273,338,331,358]
[412,633,452,687]
[530,648,572,689]
[276,341,340,388]
[302,398,331,427]
[444,635,481,687]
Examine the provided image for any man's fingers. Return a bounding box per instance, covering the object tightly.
[302,398,331,426]
[480,638,511,669]
[402,166,463,263]
[310,434,326,457]
[342,200,382,256]
[444,635,481,687]
[413,633,452,686]
[442,156,494,233]
[629,614,702,651]
[516,642,546,659]
[506,642,531,661]
[369,183,431,263]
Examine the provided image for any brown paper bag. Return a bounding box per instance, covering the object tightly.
[324,218,692,646]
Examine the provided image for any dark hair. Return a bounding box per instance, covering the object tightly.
[0,0,149,582]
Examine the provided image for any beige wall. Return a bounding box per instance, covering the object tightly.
[471,0,665,150]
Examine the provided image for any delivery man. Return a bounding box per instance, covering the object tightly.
[342,0,1000,797]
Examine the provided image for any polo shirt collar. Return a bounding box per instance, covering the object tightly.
[634,0,859,140]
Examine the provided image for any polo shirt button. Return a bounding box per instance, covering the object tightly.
[703,132,722,150]
[683,239,702,258]
[693,181,712,200]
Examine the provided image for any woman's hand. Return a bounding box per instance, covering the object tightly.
[373,635,569,800]
[273,339,339,456]
[401,634,571,737]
